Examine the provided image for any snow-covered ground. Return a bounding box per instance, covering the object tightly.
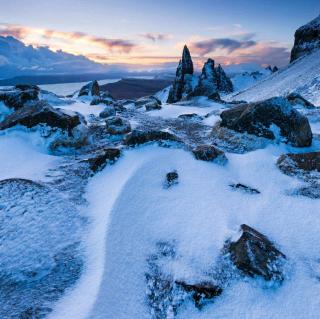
[1,71,320,319]
[229,50,320,106]
[52,142,320,319]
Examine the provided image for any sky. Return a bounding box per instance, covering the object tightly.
[0,0,319,70]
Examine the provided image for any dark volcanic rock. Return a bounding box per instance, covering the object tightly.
[99,105,116,118]
[105,116,131,135]
[0,101,82,132]
[78,80,100,97]
[229,183,260,194]
[277,152,320,174]
[290,14,320,62]
[192,145,227,164]
[124,129,180,146]
[220,97,313,147]
[191,60,233,97]
[192,58,218,97]
[135,96,162,111]
[178,113,203,121]
[226,224,286,281]
[167,45,194,103]
[286,93,315,109]
[85,148,121,172]
[175,281,222,309]
[165,170,179,188]
[215,64,233,93]
[0,84,39,110]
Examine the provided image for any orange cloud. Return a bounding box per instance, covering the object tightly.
[0,23,136,55]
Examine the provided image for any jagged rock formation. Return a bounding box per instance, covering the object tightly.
[290,14,320,62]
[192,58,218,97]
[167,45,194,103]
[215,64,233,93]
[78,80,100,97]
[220,97,313,147]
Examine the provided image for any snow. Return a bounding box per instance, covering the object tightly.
[229,50,320,105]
[0,130,60,180]
[50,141,320,319]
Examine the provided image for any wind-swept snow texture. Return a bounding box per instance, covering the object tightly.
[230,50,320,105]
[51,143,320,319]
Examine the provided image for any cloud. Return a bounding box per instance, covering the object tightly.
[0,23,137,54]
[190,37,257,56]
[140,33,172,42]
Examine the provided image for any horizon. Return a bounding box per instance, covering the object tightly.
[0,0,319,76]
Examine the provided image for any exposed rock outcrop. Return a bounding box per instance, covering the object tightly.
[290,14,320,62]
[277,152,320,175]
[192,145,228,164]
[286,93,315,108]
[78,80,100,97]
[0,84,40,110]
[167,45,194,103]
[85,148,121,172]
[220,97,313,147]
[175,281,222,309]
[105,116,131,135]
[124,129,180,146]
[0,101,83,132]
[99,105,116,118]
[226,224,286,281]
[165,170,179,188]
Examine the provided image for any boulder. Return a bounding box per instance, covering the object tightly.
[0,101,82,133]
[135,96,161,109]
[105,116,131,135]
[124,129,180,146]
[290,14,320,62]
[277,152,320,175]
[0,84,39,110]
[175,281,222,309]
[78,80,100,97]
[220,97,313,147]
[85,148,121,172]
[167,45,194,103]
[226,224,286,281]
[99,105,116,118]
[192,145,227,164]
[286,93,315,108]
[145,100,162,111]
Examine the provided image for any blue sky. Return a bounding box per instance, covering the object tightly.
[0,0,319,68]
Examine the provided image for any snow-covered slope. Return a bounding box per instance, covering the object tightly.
[229,49,320,105]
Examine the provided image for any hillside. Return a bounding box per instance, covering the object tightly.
[229,49,320,105]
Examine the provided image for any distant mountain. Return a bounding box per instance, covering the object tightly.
[0,36,109,78]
